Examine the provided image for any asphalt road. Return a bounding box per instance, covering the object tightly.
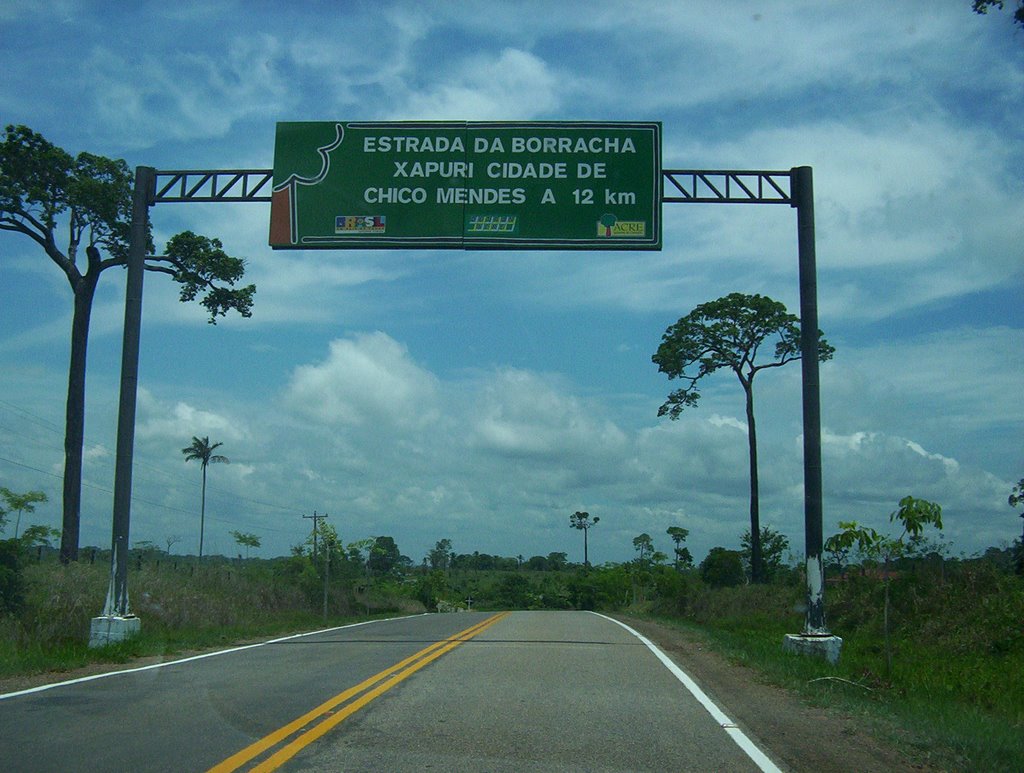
[0,611,783,772]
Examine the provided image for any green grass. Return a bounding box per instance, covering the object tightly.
[0,557,423,683]
[644,568,1024,773]
[0,612,383,682]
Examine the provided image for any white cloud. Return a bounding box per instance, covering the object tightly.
[285,332,439,429]
[135,390,249,444]
[397,48,561,121]
[822,326,1024,444]
[905,440,960,474]
[83,444,109,462]
[707,414,747,433]
[819,428,1011,551]
[80,33,291,149]
[472,368,625,458]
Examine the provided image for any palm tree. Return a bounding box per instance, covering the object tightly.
[182,436,228,559]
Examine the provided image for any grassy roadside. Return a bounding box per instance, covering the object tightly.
[0,557,423,684]
[640,575,1023,773]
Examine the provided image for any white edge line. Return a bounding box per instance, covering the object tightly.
[592,612,783,773]
[0,613,426,702]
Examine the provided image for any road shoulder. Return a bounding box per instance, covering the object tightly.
[615,615,928,773]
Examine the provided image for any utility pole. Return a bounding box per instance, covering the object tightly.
[303,511,327,558]
[322,529,331,621]
[301,511,331,619]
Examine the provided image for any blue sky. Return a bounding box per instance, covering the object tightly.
[1,1,1021,566]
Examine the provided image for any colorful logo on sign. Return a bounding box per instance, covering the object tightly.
[597,213,646,238]
[335,215,386,234]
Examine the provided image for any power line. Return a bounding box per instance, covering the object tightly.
[0,455,63,480]
[0,398,306,519]
[0,453,298,535]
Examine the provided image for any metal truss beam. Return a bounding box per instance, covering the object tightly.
[151,168,794,206]
[154,170,273,203]
[662,169,792,204]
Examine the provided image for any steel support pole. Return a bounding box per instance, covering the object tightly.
[101,166,155,618]
[791,166,828,635]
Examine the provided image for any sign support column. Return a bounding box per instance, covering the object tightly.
[89,165,154,647]
[784,165,842,662]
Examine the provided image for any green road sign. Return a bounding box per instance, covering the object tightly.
[270,121,661,250]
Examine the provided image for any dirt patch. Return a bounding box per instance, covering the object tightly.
[617,616,931,773]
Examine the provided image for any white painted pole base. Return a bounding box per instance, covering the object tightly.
[782,633,842,665]
[88,615,141,648]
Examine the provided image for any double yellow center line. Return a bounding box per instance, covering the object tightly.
[208,612,509,772]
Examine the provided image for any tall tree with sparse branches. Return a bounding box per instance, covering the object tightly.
[182,436,229,560]
[652,293,834,583]
[569,510,600,567]
[666,526,692,570]
[0,125,255,564]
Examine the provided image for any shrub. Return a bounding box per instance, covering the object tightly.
[700,547,745,588]
[495,573,531,608]
[650,568,699,615]
[0,539,26,615]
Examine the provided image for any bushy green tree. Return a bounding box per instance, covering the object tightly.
[699,547,745,588]
[19,524,60,549]
[416,570,449,610]
[569,564,632,610]
[740,526,790,582]
[630,533,658,604]
[0,488,48,539]
[230,530,261,559]
[495,573,532,609]
[427,538,453,571]
[546,551,569,571]
[368,536,401,577]
[525,555,547,571]
[632,533,654,564]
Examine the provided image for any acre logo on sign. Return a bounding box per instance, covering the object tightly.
[597,214,646,238]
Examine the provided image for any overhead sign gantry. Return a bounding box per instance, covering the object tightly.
[97,124,836,662]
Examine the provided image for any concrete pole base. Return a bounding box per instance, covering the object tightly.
[89,615,141,648]
[782,633,842,665]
